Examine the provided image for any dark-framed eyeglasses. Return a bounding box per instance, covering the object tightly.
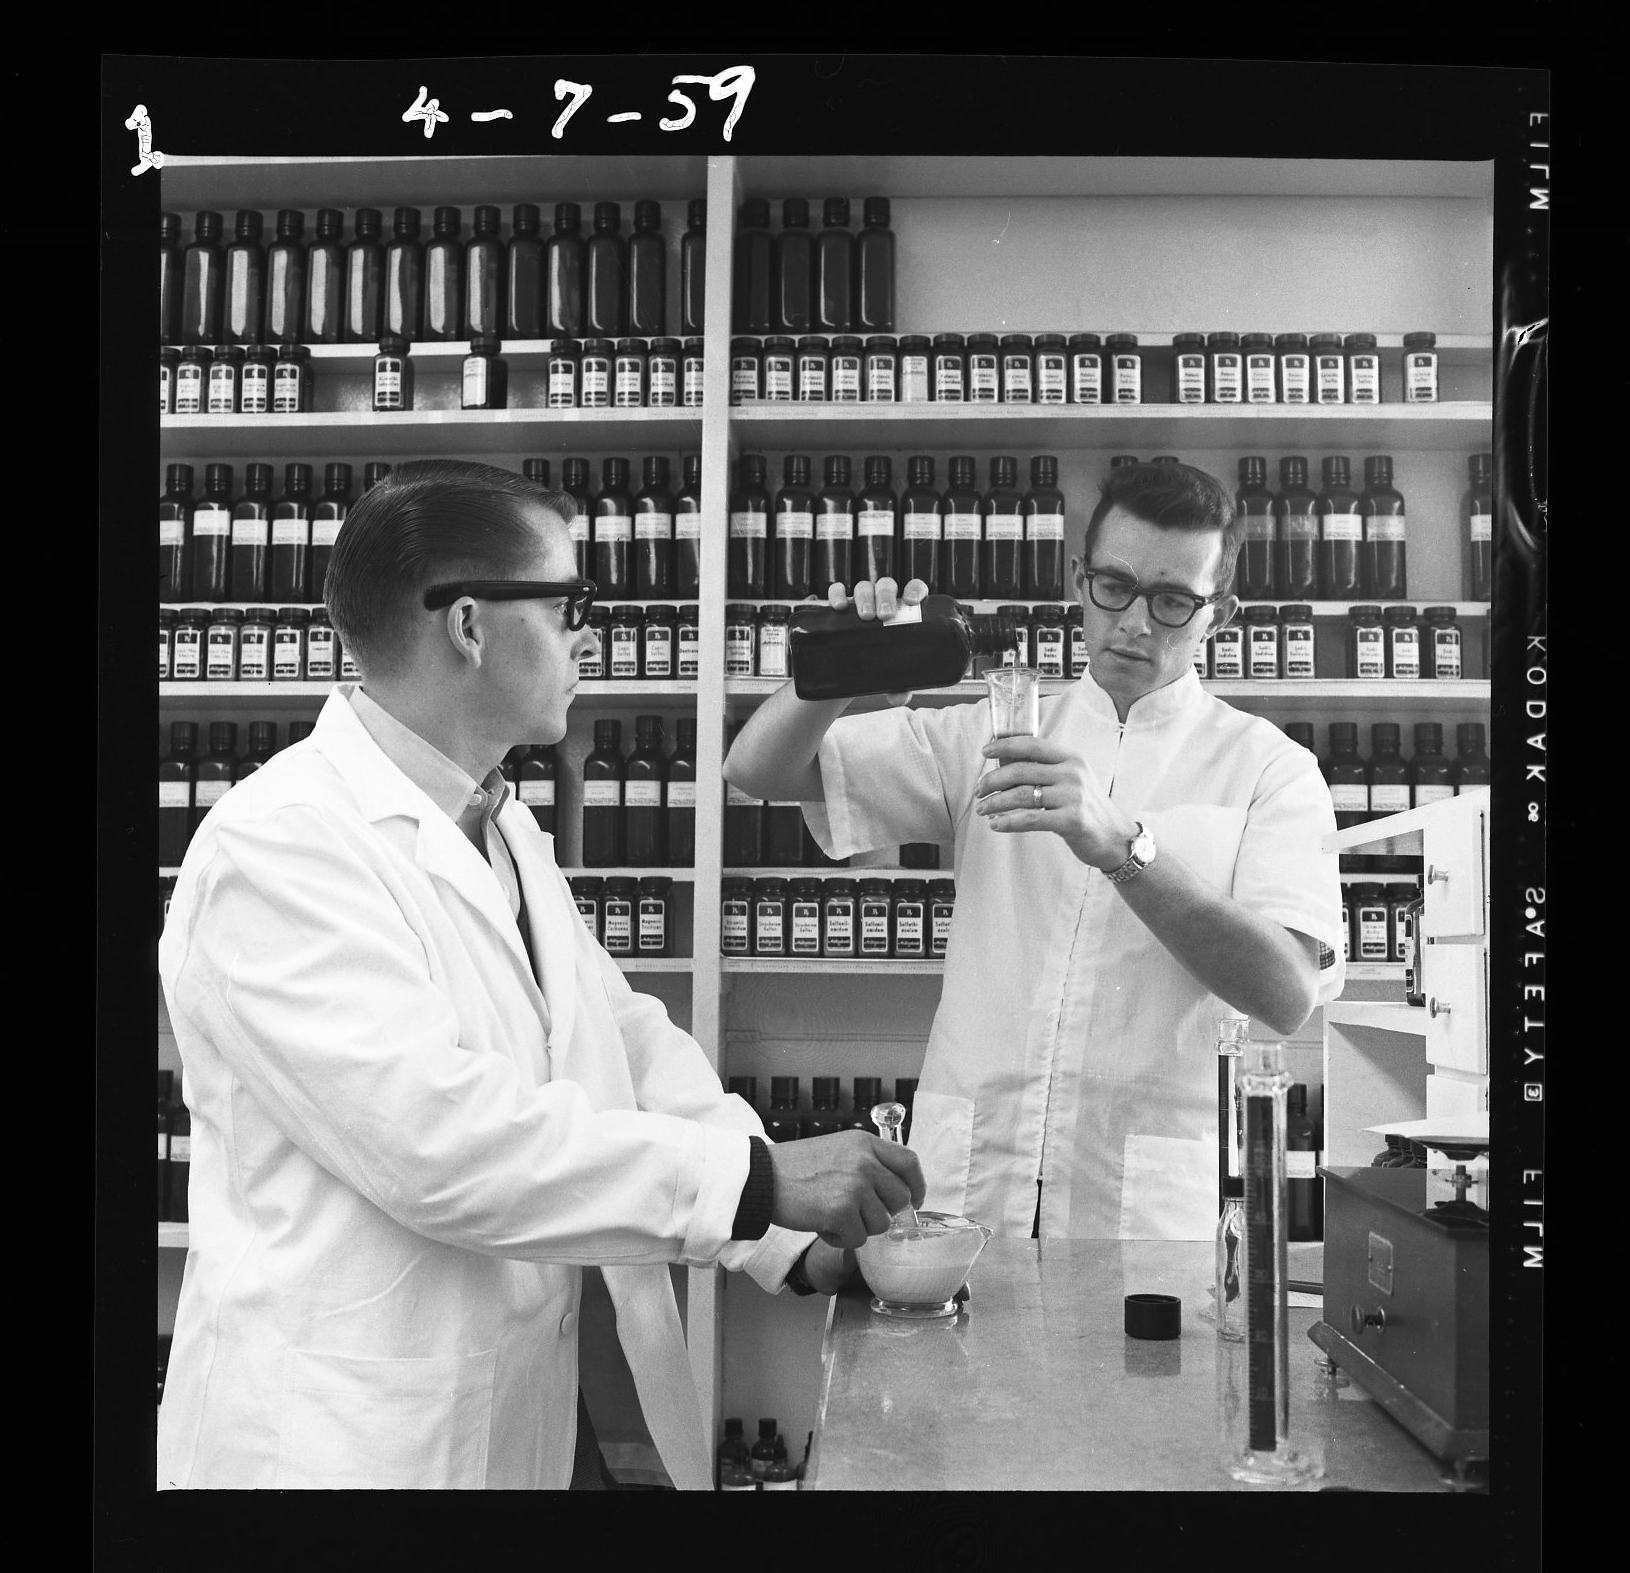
[421,578,599,629]
[1081,567,1222,629]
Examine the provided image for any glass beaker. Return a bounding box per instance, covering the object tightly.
[985,665,1040,738]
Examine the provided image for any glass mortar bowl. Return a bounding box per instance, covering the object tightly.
[855,1211,993,1319]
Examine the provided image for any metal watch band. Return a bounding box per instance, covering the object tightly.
[1106,822,1152,885]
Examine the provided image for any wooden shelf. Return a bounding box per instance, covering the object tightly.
[159,1222,189,1249]
[722,957,944,975]
[1324,1001,1428,1035]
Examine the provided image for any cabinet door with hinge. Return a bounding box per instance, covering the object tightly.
[1421,800,1487,940]
[1422,943,1486,1075]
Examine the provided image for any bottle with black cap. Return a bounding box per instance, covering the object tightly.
[680,200,707,337]
[158,721,199,865]
[1235,457,1276,600]
[269,467,313,619]
[1464,452,1493,602]
[181,210,226,346]
[1367,723,1409,821]
[522,457,551,492]
[633,456,674,598]
[581,719,626,867]
[1409,723,1454,806]
[806,1078,843,1139]
[855,197,895,333]
[223,209,265,345]
[190,463,234,601]
[624,715,667,867]
[309,463,350,605]
[729,454,770,599]
[814,198,854,334]
[844,1077,884,1134]
[773,454,815,601]
[1274,456,1319,601]
[776,197,814,333]
[585,201,627,338]
[1315,455,1362,600]
[899,456,942,594]
[234,721,279,781]
[266,209,308,345]
[466,204,506,340]
[229,462,274,602]
[461,334,508,410]
[160,211,183,344]
[1451,723,1490,792]
[193,721,239,835]
[665,718,697,866]
[812,455,855,598]
[516,743,558,834]
[1285,1084,1321,1241]
[751,1417,780,1483]
[560,457,593,581]
[593,457,634,599]
[159,464,194,604]
[306,209,345,343]
[383,207,424,341]
[1359,455,1407,599]
[546,202,586,338]
[626,199,666,336]
[343,207,384,343]
[675,454,703,598]
[505,204,545,338]
[856,455,897,587]
[764,1082,801,1145]
[733,198,773,334]
[423,206,464,340]
[1024,455,1066,601]
[981,457,1024,601]
[941,456,982,599]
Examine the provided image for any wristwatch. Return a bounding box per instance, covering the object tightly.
[1105,820,1157,884]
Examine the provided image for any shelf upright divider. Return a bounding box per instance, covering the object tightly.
[685,152,739,1445]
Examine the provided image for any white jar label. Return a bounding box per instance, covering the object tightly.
[311,518,342,546]
[192,506,229,537]
[1315,357,1344,402]
[824,910,853,949]
[1358,912,1390,959]
[1405,355,1438,400]
[1279,356,1310,402]
[984,513,1022,541]
[902,510,942,541]
[232,518,269,545]
[943,512,981,540]
[207,365,237,413]
[1071,356,1102,403]
[1432,630,1462,678]
[643,628,673,677]
[799,358,827,398]
[638,907,666,947]
[1322,512,1361,542]
[158,781,191,808]
[859,508,894,537]
[1211,630,1245,677]
[1035,628,1065,676]
[721,907,750,948]
[273,632,302,678]
[1469,512,1492,542]
[678,630,699,678]
[1390,636,1419,679]
[755,904,784,951]
[574,900,597,933]
[730,511,767,539]
[683,363,704,404]
[271,518,307,547]
[648,365,676,404]
[569,515,591,545]
[1037,360,1066,400]
[1175,356,1206,403]
[676,510,701,541]
[759,625,789,677]
[340,650,361,680]
[860,909,890,952]
[726,782,758,807]
[831,361,861,399]
[777,509,813,539]
[1026,511,1064,541]
[900,356,929,400]
[374,367,402,405]
[603,907,632,948]
[1370,785,1410,814]
[1112,356,1141,402]
[610,628,640,677]
[764,360,793,399]
[968,358,998,399]
[519,781,555,807]
[1349,356,1380,402]
[582,364,610,399]
[725,632,755,675]
[1248,628,1279,678]
[581,781,622,807]
[1286,1150,1318,1180]
[1283,626,1315,676]
[463,360,488,404]
[1002,358,1032,398]
[636,512,672,541]
[170,1135,192,1162]
[1416,784,1456,804]
[1246,356,1276,402]
[597,514,632,543]
[792,909,822,951]
[817,512,853,541]
[175,365,202,412]
[625,780,662,807]
[1366,515,1406,543]
[667,780,697,808]
[195,779,231,807]
[305,634,335,677]
[159,519,184,545]
[240,365,269,413]
[1281,511,1319,543]
[1329,784,1367,811]
[549,366,575,405]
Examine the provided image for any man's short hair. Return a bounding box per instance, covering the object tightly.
[325,460,577,676]
[1082,461,1242,595]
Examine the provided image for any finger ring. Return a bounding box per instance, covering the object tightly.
[1032,785,1044,808]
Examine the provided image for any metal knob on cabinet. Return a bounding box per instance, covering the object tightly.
[1427,865,1450,885]
[1428,997,1451,1018]
[1349,1304,1387,1336]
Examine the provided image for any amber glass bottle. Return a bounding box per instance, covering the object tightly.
[813,456,855,597]
[581,719,626,867]
[680,200,707,337]
[856,456,897,586]
[189,464,233,602]
[633,456,674,598]
[666,718,697,866]
[223,210,265,345]
[343,208,384,343]
[423,206,464,341]
[627,200,666,337]
[384,208,424,341]
[981,457,1024,601]
[624,715,668,867]
[814,198,854,334]
[776,197,814,334]
[1274,456,1319,601]
[1235,457,1276,599]
[268,463,314,603]
[942,456,982,600]
[900,456,942,593]
[774,454,815,601]
[1316,456,1363,600]
[305,209,345,343]
[730,455,771,599]
[506,203,545,338]
[594,457,635,599]
[547,202,586,338]
[229,462,274,603]
[159,211,183,344]
[309,463,351,605]
[1360,456,1407,599]
[675,453,703,598]
[1023,455,1066,600]
[159,464,194,605]
[265,210,308,345]
[586,202,627,338]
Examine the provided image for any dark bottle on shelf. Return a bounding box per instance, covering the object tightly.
[189,464,234,601]
[900,455,942,593]
[158,722,199,865]
[546,202,586,338]
[774,454,815,601]
[1274,456,1320,601]
[1323,722,1369,831]
[675,453,703,598]
[666,717,697,866]
[625,715,668,867]
[506,203,545,338]
[306,208,345,344]
[343,207,384,343]
[1410,722,1455,807]
[522,458,552,492]
[1235,457,1276,599]
[168,1100,192,1223]
[627,199,666,336]
[223,209,265,345]
[1451,723,1491,792]
[806,1078,843,1139]
[515,744,559,834]
[733,198,773,334]
[1286,1084,1322,1241]
[844,1077,885,1134]
[942,455,983,600]
[363,462,391,493]
[981,456,1024,601]
[182,210,226,346]
[229,462,274,602]
[586,201,627,338]
[814,197,854,334]
[895,1077,919,1144]
[594,457,635,599]
[855,197,895,334]
[582,719,626,867]
[309,462,350,605]
[764,791,805,868]
[1367,723,1410,821]
[814,455,855,598]
[787,596,1018,700]
[193,721,239,834]
[1024,455,1066,601]
[159,463,194,604]
[1360,456,1407,599]
[724,721,764,866]
[384,207,424,341]
[1465,452,1493,602]
[422,205,464,341]
[856,455,897,587]
[268,463,314,604]
[234,722,279,780]
[764,1084,801,1145]
[730,454,771,599]
[562,457,594,581]
[160,211,183,344]
[633,456,675,598]
[1315,455,1363,600]
[680,199,706,337]
[266,210,307,345]
[466,204,505,339]
[775,197,814,334]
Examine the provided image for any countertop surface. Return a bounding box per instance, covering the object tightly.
[806,1238,1459,1492]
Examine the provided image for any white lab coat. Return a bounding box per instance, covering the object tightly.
[157,689,805,1490]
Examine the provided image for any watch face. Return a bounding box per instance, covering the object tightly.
[1131,827,1155,862]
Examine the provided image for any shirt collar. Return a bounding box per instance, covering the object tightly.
[1073,663,1206,727]
[349,686,511,837]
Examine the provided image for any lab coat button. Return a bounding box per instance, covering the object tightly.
[559,1310,577,1337]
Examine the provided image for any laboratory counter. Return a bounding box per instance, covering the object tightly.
[805,1238,1462,1492]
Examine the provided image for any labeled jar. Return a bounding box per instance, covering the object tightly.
[1242,332,1276,403]
[175,345,210,413]
[461,334,508,410]
[1106,333,1142,403]
[676,603,700,679]
[1032,604,1068,677]
[1279,604,1316,679]
[1310,333,1346,404]
[172,609,206,679]
[725,603,757,676]
[829,336,863,401]
[1345,332,1381,405]
[1066,604,1087,677]
[1351,884,1391,963]
[1402,332,1438,403]
[730,336,761,404]
[1172,332,1207,404]
[240,344,274,414]
[858,878,894,958]
[1068,332,1104,404]
[928,879,956,958]
[207,343,243,413]
[579,606,610,679]
[1191,636,1210,680]
[570,876,604,942]
[272,606,308,680]
[1275,332,1311,404]
[822,878,857,958]
[1211,618,1246,679]
[637,876,671,956]
[965,333,1000,402]
[1346,604,1385,679]
[757,603,791,679]
[641,603,677,679]
[682,337,705,407]
[796,335,829,401]
[158,607,177,679]
[753,877,789,956]
[160,347,180,415]
[237,607,274,680]
[579,338,613,408]
[1387,883,1416,963]
[999,333,1034,403]
[864,335,898,401]
[274,344,312,413]
[547,337,579,408]
[931,332,966,401]
[340,639,361,681]
[721,877,753,955]
[372,337,412,411]
[996,605,1032,670]
[1384,606,1420,678]
[1422,605,1462,678]
[608,603,643,680]
[1244,605,1280,679]
[1032,333,1067,403]
[613,337,647,407]
[205,607,243,681]
[1207,331,1244,403]
[602,877,637,955]
[646,337,679,407]
[761,335,795,401]
[897,334,931,402]
[305,608,336,680]
[790,879,824,956]
[892,879,928,958]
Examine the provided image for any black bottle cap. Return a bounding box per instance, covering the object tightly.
[276,209,304,239]
[852,1076,884,1109]
[602,456,630,489]
[1275,331,1308,350]
[1124,1292,1181,1341]
[907,455,935,487]
[782,196,810,228]
[1371,722,1401,750]
[233,209,263,240]
[727,1076,757,1105]
[1347,604,1381,620]
[244,461,274,492]
[636,713,665,744]
[1104,332,1139,346]
[324,463,352,497]
[1279,455,1309,487]
[1109,455,1139,468]
[863,197,890,228]
[681,453,702,486]
[170,720,199,750]
[863,455,892,487]
[629,456,666,493]
[1456,722,1486,752]
[674,717,698,747]
[1067,332,1102,348]
[687,199,706,230]
[392,207,421,238]
[1414,722,1443,753]
[512,203,541,234]
[932,331,966,350]
[1364,455,1394,485]
[894,1077,918,1103]
[1284,722,1316,750]
[1309,332,1343,349]
[470,334,502,355]
[1403,331,1437,349]
[288,723,315,747]
[822,197,850,227]
[166,463,193,493]
[194,211,224,240]
[285,463,313,493]
[1151,456,1180,466]
[1172,332,1205,350]
[432,205,461,235]
[1288,1084,1309,1116]
[354,207,382,237]
[1329,721,1359,748]
[740,198,771,229]
[989,456,1017,488]
[783,454,812,486]
[1238,456,1267,487]
[823,455,850,487]
[1344,332,1377,349]
[593,201,621,231]
[204,462,234,494]
[249,721,279,749]
[1383,605,1418,625]
[738,454,767,487]
[1322,455,1351,487]
[161,211,181,242]
[812,1076,841,1107]
[378,334,408,355]
[208,720,238,754]
[364,462,392,490]
[1241,331,1274,349]
[554,202,581,231]
[633,199,662,230]
[563,457,590,488]
[1206,330,1240,348]
[473,204,501,233]
[1281,604,1313,621]
[522,458,551,487]
[1030,455,1058,487]
[593,718,622,749]
[315,208,344,239]
[947,455,976,488]
[758,1417,779,1439]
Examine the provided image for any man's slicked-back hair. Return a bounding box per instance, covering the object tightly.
[1082,461,1243,595]
[324,459,577,676]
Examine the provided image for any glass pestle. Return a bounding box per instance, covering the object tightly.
[869,1101,922,1234]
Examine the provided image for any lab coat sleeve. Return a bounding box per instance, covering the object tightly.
[586,938,814,1292]
[165,803,753,1269]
